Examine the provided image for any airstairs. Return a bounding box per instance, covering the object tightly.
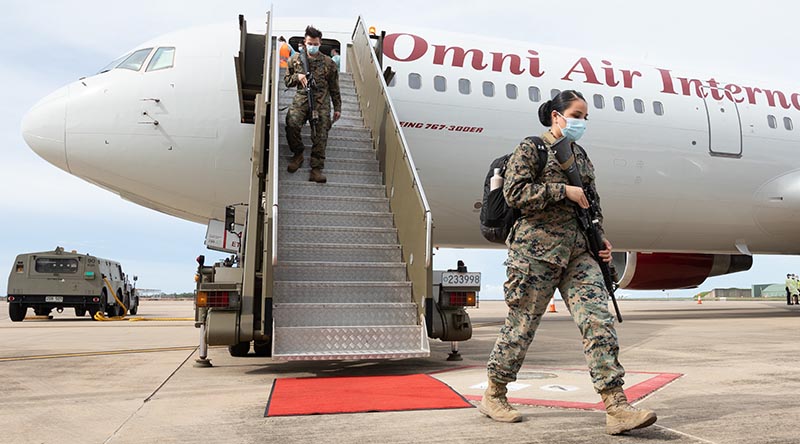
[226,14,433,360]
[270,71,429,359]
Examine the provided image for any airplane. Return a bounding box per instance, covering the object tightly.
[20,17,800,292]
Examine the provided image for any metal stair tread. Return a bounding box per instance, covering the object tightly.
[278,144,375,154]
[273,281,411,286]
[281,209,389,217]
[280,168,380,177]
[277,261,405,267]
[279,225,396,233]
[280,242,399,249]
[280,194,388,202]
[280,181,384,191]
[274,302,416,309]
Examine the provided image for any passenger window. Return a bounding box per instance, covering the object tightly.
[767,115,777,129]
[784,117,793,130]
[409,73,422,90]
[506,84,518,100]
[458,78,471,95]
[614,96,625,112]
[550,89,561,99]
[653,101,665,116]
[528,86,541,102]
[117,48,153,71]
[634,99,645,114]
[146,47,175,72]
[593,94,605,109]
[434,75,446,92]
[483,81,495,97]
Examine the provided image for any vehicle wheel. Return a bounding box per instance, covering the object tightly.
[34,307,52,316]
[253,340,272,357]
[9,303,27,322]
[75,308,87,317]
[107,304,123,317]
[129,302,138,316]
[228,342,251,357]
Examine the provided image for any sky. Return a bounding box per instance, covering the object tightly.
[1,0,799,298]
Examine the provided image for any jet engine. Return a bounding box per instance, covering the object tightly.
[611,252,753,290]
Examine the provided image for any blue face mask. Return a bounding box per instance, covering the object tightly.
[306,44,320,55]
[557,112,587,141]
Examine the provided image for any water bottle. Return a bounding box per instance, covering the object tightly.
[490,168,503,191]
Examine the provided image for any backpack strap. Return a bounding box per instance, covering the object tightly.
[524,136,549,179]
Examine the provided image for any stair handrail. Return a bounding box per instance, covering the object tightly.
[269,37,281,267]
[349,17,433,320]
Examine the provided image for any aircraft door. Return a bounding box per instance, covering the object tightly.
[702,86,742,157]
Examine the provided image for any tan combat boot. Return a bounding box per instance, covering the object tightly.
[287,153,304,173]
[600,386,657,435]
[309,168,327,183]
[478,379,522,423]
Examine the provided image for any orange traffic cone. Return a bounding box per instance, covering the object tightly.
[548,298,557,313]
[697,297,703,305]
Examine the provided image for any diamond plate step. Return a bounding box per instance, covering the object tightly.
[279,243,402,263]
[272,325,429,360]
[278,226,398,244]
[280,195,390,212]
[280,168,381,185]
[277,156,378,172]
[280,181,386,199]
[276,112,364,127]
[277,98,362,114]
[279,144,376,161]
[277,136,373,150]
[275,261,407,282]
[279,123,371,139]
[279,209,392,228]
[273,281,411,304]
[273,303,417,327]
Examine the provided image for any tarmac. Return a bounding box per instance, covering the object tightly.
[1,299,798,444]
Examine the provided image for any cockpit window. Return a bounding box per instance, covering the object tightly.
[98,54,127,74]
[146,47,176,72]
[117,48,154,71]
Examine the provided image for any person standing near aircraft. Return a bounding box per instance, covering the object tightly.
[785,274,795,305]
[480,90,657,435]
[331,48,341,70]
[284,26,342,183]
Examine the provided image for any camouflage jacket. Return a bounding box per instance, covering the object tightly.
[284,52,342,112]
[503,130,605,268]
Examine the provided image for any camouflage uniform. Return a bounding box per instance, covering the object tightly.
[486,130,625,394]
[284,52,342,169]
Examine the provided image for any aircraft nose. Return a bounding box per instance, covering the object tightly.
[22,86,69,171]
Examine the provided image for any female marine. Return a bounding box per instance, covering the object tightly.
[480,90,657,435]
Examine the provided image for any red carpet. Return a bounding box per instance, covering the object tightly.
[265,374,474,417]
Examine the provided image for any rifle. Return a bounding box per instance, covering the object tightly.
[298,47,319,139]
[551,137,623,323]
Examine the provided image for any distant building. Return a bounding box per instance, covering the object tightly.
[708,288,751,299]
[752,283,785,298]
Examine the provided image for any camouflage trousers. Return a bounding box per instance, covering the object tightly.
[487,243,625,393]
[285,102,332,169]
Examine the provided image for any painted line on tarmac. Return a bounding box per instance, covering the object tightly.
[0,346,198,362]
[653,424,717,443]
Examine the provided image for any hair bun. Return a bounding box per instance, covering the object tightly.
[538,100,554,127]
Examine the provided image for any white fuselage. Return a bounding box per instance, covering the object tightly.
[21,18,800,255]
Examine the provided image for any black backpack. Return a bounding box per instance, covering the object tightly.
[480,136,548,244]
